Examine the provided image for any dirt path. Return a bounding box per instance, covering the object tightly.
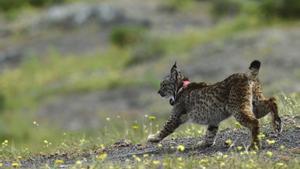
[13,116,300,168]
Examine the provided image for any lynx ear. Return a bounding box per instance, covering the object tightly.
[172,62,177,69]
[170,62,178,80]
[170,62,177,73]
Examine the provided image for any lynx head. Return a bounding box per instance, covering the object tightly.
[158,62,184,99]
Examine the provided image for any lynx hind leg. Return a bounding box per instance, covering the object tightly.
[234,112,260,150]
[197,125,219,148]
[228,84,260,149]
[253,97,282,133]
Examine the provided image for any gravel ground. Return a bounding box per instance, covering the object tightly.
[12,115,300,168]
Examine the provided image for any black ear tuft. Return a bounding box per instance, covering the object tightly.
[170,61,179,80]
[170,61,177,73]
[172,62,177,69]
[249,60,261,70]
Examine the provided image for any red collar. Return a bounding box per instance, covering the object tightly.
[183,80,190,88]
[171,80,190,106]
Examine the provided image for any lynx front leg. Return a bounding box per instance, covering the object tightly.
[147,108,185,143]
[197,125,219,148]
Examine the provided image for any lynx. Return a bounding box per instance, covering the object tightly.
[148,60,282,149]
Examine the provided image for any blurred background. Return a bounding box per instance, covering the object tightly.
[0,0,299,154]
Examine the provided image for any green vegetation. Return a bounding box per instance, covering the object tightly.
[0,0,65,12]
[212,0,300,19]
[110,26,147,48]
[126,38,166,66]
[84,151,299,169]
[163,0,198,11]
[0,48,132,154]
[259,0,300,18]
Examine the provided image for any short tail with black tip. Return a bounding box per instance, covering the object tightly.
[248,60,261,79]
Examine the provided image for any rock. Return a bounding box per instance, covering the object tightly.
[0,49,23,67]
[0,27,11,38]
[30,3,150,31]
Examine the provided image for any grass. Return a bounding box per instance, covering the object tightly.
[85,152,299,169]
[154,15,263,57]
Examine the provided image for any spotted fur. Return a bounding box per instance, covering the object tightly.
[148,61,282,149]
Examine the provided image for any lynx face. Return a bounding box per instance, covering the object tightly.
[158,63,183,100]
[158,75,175,98]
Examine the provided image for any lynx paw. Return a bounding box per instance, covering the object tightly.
[147,134,161,143]
[196,140,214,149]
[273,118,282,133]
[248,142,260,151]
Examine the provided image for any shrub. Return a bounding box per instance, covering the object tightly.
[165,0,194,11]
[259,0,300,18]
[110,26,146,48]
[211,0,243,17]
[29,0,64,7]
[0,0,25,12]
[211,0,300,19]
[127,38,166,66]
[0,0,65,12]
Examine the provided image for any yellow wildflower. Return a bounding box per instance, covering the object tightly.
[12,162,20,168]
[237,146,243,151]
[276,162,285,167]
[54,159,64,165]
[132,155,141,162]
[235,122,242,128]
[266,151,273,157]
[131,124,139,129]
[97,152,108,160]
[266,139,276,145]
[258,133,266,140]
[100,144,105,149]
[177,145,185,152]
[153,160,160,165]
[2,140,8,147]
[148,115,156,121]
[225,139,232,146]
[75,160,82,165]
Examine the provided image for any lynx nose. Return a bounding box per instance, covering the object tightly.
[158,90,165,97]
